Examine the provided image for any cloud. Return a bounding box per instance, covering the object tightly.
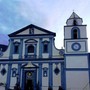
[16,0,48,27]
[0,0,90,49]
[16,0,64,30]
[0,24,9,34]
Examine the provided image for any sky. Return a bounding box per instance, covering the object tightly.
[0,0,90,51]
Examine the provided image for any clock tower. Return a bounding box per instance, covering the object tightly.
[64,12,89,90]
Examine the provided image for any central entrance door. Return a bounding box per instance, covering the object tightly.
[24,70,36,90]
[25,79,33,90]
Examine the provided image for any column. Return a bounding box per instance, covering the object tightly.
[49,62,53,88]
[22,69,25,90]
[49,38,52,58]
[25,44,27,58]
[38,63,42,90]
[39,38,42,58]
[18,64,21,83]
[34,44,37,58]
[9,39,14,59]
[61,62,65,89]
[19,39,23,59]
[6,64,12,89]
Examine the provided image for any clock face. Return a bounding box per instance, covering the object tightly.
[72,43,81,51]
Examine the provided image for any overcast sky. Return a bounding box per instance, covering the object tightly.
[0,0,90,51]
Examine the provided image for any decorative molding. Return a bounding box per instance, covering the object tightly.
[39,38,42,58]
[43,67,48,77]
[54,64,60,75]
[8,24,56,37]
[1,68,6,76]
[49,63,53,87]
[12,68,17,77]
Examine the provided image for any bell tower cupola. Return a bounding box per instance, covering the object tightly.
[66,12,83,26]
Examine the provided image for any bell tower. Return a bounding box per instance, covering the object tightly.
[64,12,89,90]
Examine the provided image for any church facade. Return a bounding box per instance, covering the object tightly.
[0,12,90,90]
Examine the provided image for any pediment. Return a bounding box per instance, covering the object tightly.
[8,24,56,37]
[25,39,38,43]
[22,62,38,68]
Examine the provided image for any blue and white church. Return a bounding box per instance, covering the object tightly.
[0,12,90,90]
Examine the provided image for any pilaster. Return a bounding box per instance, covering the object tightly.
[49,62,53,88]
[9,39,14,59]
[18,64,21,84]
[49,38,52,58]
[39,38,42,58]
[19,39,23,59]
[38,63,42,90]
[6,64,12,89]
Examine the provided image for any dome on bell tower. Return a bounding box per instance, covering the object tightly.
[66,12,83,26]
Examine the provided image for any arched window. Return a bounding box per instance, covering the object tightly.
[13,41,20,54]
[28,45,34,53]
[43,44,48,53]
[71,27,80,39]
[73,29,78,39]
[73,20,77,26]
[42,40,49,53]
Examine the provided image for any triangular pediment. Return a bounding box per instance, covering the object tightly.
[8,24,56,37]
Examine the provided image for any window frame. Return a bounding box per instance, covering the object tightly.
[13,42,20,54]
[27,45,34,53]
[71,27,80,39]
[42,40,49,53]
